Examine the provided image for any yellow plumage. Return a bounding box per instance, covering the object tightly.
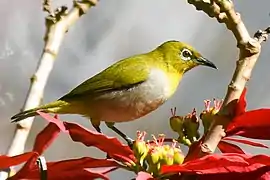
[11,40,217,137]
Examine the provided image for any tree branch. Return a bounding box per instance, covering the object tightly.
[0,1,98,179]
[187,0,270,155]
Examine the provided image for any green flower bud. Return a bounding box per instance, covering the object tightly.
[183,108,200,143]
[160,145,174,166]
[173,147,184,164]
[133,131,149,166]
[147,148,161,165]
[169,107,185,139]
[146,148,162,176]
[177,136,192,146]
[200,99,223,134]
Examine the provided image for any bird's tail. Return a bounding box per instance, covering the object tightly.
[11,100,68,123]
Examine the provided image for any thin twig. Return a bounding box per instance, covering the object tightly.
[187,0,270,156]
[0,1,98,179]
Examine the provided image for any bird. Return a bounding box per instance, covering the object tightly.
[11,40,217,145]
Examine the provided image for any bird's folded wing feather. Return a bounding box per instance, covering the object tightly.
[59,56,150,100]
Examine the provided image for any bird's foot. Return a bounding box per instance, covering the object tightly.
[125,137,134,149]
[105,122,134,149]
[93,122,134,158]
[93,125,101,133]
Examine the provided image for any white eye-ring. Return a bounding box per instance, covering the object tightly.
[180,48,192,61]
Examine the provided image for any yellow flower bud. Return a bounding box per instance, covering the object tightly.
[169,107,185,142]
[160,145,174,166]
[173,147,184,164]
[183,108,200,143]
[200,99,223,134]
[133,131,149,166]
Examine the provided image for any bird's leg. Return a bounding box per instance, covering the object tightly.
[105,122,134,148]
[90,118,113,159]
[93,125,101,133]
[90,118,102,133]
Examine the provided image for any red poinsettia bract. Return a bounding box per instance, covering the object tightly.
[2,112,135,180]
[226,87,270,140]
[211,87,270,154]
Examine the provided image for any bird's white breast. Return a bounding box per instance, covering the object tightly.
[91,69,172,122]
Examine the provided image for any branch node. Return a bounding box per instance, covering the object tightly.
[74,0,97,15]
[45,6,69,26]
[217,12,227,23]
[215,0,233,12]
[74,1,87,15]
[87,0,99,6]
[254,27,270,43]
[30,75,37,84]
[236,40,245,49]
[242,71,250,82]
[246,39,261,54]
[44,48,57,58]
[16,123,30,131]
[200,143,213,154]
[43,0,54,15]
[55,6,69,21]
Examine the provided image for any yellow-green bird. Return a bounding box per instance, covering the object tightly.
[11,40,216,143]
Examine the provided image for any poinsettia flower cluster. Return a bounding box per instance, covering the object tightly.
[133,132,185,177]
[1,87,270,179]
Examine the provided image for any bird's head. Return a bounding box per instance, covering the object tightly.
[157,40,217,74]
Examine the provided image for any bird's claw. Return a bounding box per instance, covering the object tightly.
[126,137,134,149]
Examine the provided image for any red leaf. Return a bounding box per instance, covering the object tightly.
[223,137,268,148]
[0,152,36,169]
[90,166,119,175]
[184,136,205,162]
[161,153,270,175]
[196,166,270,180]
[47,157,120,171]
[22,157,120,179]
[170,167,270,180]
[136,171,155,180]
[259,170,270,180]
[9,153,39,180]
[37,113,136,163]
[48,169,109,180]
[37,111,67,132]
[64,122,136,163]
[218,141,245,154]
[17,168,110,180]
[234,87,247,116]
[10,121,62,179]
[227,109,270,139]
[32,122,61,154]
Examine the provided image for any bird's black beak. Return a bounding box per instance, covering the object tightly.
[196,57,217,69]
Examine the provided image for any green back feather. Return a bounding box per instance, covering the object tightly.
[60,54,152,100]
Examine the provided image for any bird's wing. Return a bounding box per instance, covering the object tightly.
[59,56,150,100]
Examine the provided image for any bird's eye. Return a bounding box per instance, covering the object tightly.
[180,48,192,61]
